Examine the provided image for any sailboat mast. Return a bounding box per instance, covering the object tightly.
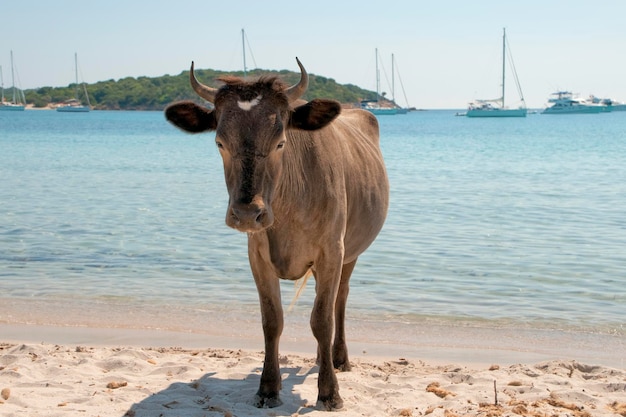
[10,51,17,103]
[0,66,4,103]
[242,29,247,78]
[375,48,380,101]
[501,28,506,108]
[74,52,80,99]
[391,53,395,103]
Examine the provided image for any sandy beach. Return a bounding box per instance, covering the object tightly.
[1,324,625,417]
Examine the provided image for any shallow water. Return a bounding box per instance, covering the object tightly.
[1,110,625,340]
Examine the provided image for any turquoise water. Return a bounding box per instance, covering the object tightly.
[1,110,625,338]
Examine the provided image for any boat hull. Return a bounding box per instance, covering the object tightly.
[56,106,90,113]
[542,105,604,114]
[0,104,25,111]
[367,107,398,115]
[466,108,527,118]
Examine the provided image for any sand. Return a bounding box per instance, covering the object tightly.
[1,325,625,417]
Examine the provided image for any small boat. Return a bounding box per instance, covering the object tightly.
[589,95,626,112]
[0,51,26,111]
[57,53,91,112]
[606,101,626,111]
[466,28,527,118]
[57,98,90,112]
[360,99,398,115]
[542,91,605,114]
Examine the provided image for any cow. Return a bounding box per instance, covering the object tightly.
[165,58,389,410]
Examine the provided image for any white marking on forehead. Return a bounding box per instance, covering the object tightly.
[237,95,263,111]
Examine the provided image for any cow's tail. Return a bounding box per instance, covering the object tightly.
[287,269,312,312]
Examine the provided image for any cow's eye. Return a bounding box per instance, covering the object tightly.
[216,140,224,149]
[276,141,286,150]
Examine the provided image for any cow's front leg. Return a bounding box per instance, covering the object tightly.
[311,259,344,411]
[251,263,284,408]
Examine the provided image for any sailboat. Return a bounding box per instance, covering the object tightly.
[466,28,527,118]
[0,51,26,111]
[361,48,398,116]
[57,53,91,112]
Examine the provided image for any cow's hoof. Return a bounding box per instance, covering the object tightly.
[316,394,344,411]
[334,360,351,372]
[253,393,282,408]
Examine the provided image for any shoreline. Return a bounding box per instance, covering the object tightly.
[2,319,624,369]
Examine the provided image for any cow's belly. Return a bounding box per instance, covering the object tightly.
[344,211,387,263]
[343,186,389,263]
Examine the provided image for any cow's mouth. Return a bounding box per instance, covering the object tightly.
[226,204,273,233]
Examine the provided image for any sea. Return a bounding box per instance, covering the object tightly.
[1,109,625,364]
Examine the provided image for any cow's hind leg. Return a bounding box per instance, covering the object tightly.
[333,258,356,372]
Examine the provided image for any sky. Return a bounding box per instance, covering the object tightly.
[3,0,626,109]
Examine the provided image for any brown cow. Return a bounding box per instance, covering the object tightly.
[165,58,389,410]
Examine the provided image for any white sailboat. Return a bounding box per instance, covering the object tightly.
[57,53,91,112]
[466,28,527,118]
[361,48,397,115]
[0,51,26,111]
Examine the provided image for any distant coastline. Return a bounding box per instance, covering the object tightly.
[19,68,383,111]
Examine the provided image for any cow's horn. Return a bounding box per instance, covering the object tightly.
[285,57,308,103]
[189,61,217,103]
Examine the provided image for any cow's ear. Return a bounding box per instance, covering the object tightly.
[289,99,341,131]
[165,101,217,133]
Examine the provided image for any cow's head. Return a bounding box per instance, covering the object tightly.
[165,58,341,233]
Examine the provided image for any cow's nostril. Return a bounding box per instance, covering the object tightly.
[229,202,268,231]
[230,208,240,223]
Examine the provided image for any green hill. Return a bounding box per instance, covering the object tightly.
[24,67,378,111]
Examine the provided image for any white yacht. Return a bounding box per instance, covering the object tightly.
[542,91,605,114]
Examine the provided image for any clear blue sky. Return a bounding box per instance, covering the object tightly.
[3,0,626,109]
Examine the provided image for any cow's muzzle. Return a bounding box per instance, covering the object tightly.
[227,200,273,232]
